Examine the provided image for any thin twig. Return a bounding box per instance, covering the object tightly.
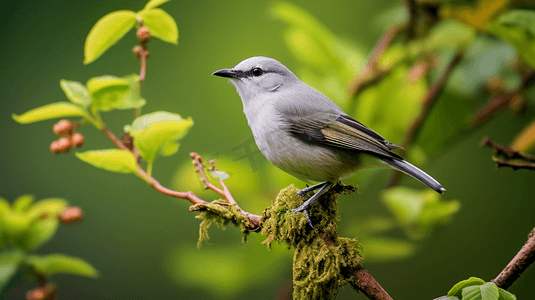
[402,50,464,150]
[481,138,535,162]
[469,68,535,130]
[190,152,242,210]
[386,50,464,188]
[348,24,405,98]
[139,46,149,85]
[493,158,535,171]
[492,227,535,289]
[101,126,130,151]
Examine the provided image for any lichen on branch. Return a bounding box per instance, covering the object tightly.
[190,199,252,248]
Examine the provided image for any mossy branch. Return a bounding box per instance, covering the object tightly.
[191,182,392,300]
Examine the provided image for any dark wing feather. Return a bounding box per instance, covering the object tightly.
[336,115,403,151]
[285,112,402,159]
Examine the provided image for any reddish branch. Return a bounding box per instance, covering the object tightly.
[190,153,240,210]
[100,124,263,229]
[348,24,405,98]
[402,50,464,149]
[352,267,393,300]
[470,68,535,130]
[468,93,516,129]
[493,227,535,289]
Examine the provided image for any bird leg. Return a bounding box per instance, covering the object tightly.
[297,182,329,196]
[292,182,334,228]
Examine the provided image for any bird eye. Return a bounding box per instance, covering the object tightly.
[252,67,263,77]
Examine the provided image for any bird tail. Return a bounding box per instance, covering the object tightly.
[385,159,445,194]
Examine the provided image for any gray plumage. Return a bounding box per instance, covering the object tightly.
[212,56,445,220]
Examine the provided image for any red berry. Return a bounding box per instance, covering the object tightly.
[71,132,84,148]
[59,206,84,225]
[53,119,73,135]
[26,287,46,300]
[132,45,143,58]
[136,27,151,44]
[50,141,61,154]
[57,137,72,153]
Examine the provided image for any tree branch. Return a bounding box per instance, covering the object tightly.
[352,266,393,300]
[317,233,393,300]
[493,227,535,289]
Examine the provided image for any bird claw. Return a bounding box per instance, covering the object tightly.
[290,208,315,229]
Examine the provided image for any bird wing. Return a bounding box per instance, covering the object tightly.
[284,112,403,159]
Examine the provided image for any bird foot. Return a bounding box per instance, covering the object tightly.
[290,208,314,229]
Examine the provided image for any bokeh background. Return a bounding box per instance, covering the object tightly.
[2,0,535,299]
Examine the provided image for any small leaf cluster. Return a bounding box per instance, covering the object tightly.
[13,0,191,179]
[84,0,178,64]
[435,277,516,300]
[0,195,97,295]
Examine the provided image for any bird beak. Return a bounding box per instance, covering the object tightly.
[212,68,242,79]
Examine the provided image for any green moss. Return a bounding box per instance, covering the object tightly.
[190,199,250,249]
[261,183,362,299]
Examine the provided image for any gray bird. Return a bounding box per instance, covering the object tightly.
[213,56,445,224]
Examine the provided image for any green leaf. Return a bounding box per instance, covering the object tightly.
[382,187,424,225]
[359,237,416,263]
[143,0,170,10]
[60,79,92,107]
[24,218,61,251]
[433,297,459,300]
[27,198,68,220]
[462,282,499,300]
[12,195,35,212]
[76,149,138,174]
[84,10,136,64]
[27,254,98,278]
[87,75,130,112]
[138,8,178,44]
[498,287,517,300]
[0,199,7,248]
[2,210,33,248]
[448,277,486,297]
[129,111,193,163]
[12,102,89,124]
[0,250,23,294]
[511,118,535,152]
[119,74,146,109]
[382,187,460,240]
[488,10,535,68]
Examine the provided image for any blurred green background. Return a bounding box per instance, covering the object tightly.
[2,0,535,299]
